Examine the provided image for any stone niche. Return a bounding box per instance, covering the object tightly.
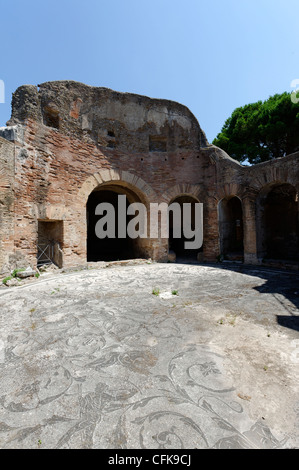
[37,220,63,268]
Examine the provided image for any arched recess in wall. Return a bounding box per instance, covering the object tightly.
[161,185,203,260]
[218,196,244,261]
[256,182,299,262]
[81,170,156,262]
[168,193,202,261]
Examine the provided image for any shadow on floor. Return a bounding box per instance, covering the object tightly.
[276,315,299,332]
[175,257,299,333]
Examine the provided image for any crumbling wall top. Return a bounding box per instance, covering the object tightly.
[7,81,209,152]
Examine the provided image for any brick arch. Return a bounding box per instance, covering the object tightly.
[161,184,202,204]
[256,180,298,199]
[251,169,298,194]
[215,183,246,202]
[255,180,299,262]
[77,169,157,207]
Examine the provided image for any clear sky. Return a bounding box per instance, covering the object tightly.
[0,0,298,143]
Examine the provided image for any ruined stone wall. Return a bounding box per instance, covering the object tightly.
[1,81,213,268]
[247,153,299,264]
[8,118,212,268]
[0,81,298,273]
[7,81,208,152]
[210,150,299,265]
[0,136,15,273]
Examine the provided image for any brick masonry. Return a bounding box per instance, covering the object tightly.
[0,81,298,273]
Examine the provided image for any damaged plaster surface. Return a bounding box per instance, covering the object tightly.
[0,261,298,449]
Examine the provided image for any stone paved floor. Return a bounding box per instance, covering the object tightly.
[0,261,298,449]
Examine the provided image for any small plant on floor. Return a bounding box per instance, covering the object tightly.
[11,268,25,278]
[2,276,12,284]
[172,290,178,295]
[50,287,60,295]
[152,288,160,296]
[2,267,27,284]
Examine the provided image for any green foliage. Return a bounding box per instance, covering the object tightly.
[213,92,299,164]
[11,268,25,277]
[2,268,26,284]
[152,287,160,296]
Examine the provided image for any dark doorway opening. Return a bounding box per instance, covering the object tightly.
[87,187,144,262]
[37,220,63,268]
[218,196,244,261]
[257,184,299,262]
[169,195,202,261]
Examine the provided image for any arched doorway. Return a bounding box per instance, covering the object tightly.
[86,183,147,262]
[168,195,202,261]
[218,196,244,260]
[256,183,299,261]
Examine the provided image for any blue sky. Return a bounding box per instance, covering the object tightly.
[0,0,298,142]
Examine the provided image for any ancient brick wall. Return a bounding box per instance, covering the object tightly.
[0,81,298,273]
[0,136,15,272]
